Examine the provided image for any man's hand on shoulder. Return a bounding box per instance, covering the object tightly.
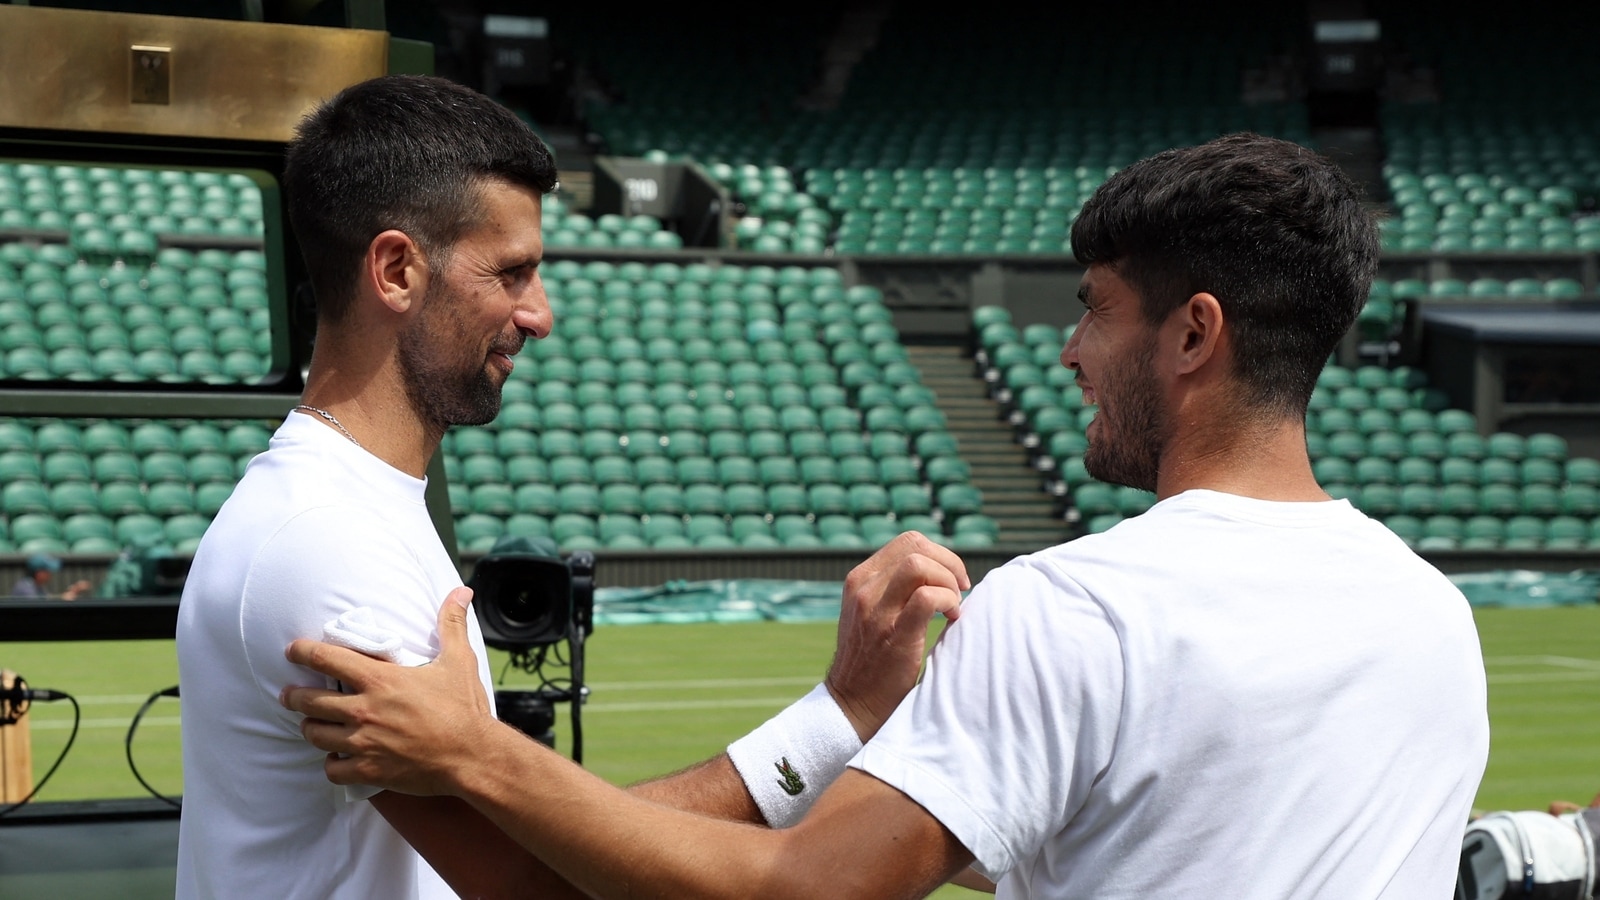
[826,531,969,741]
[280,586,505,797]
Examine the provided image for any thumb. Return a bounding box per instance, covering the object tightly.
[435,586,476,661]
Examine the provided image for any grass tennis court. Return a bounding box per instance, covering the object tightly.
[4,604,1600,894]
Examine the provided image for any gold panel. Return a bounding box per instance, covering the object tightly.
[0,5,388,142]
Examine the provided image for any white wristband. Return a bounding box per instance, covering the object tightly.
[726,683,863,828]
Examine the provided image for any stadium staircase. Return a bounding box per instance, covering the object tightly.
[906,344,1072,550]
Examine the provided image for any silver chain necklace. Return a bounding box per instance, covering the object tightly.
[294,405,362,448]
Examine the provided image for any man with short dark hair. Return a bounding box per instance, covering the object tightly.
[174,73,562,900]
[283,133,1490,898]
[177,74,965,899]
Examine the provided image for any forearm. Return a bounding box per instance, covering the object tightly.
[627,752,765,823]
[951,866,998,893]
[457,723,794,900]
[373,792,588,899]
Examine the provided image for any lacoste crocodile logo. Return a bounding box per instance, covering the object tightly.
[775,757,804,796]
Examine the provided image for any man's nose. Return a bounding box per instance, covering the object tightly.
[514,276,553,339]
[1060,315,1086,370]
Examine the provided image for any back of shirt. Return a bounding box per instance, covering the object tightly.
[854,490,1489,899]
[175,415,490,899]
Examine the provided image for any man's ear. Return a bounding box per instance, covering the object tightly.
[365,229,429,314]
[1174,292,1225,376]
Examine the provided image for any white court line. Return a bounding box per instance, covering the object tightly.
[28,695,802,730]
[76,694,173,706]
[1487,672,1600,686]
[583,696,797,714]
[31,715,181,731]
[1483,655,1600,671]
[60,676,819,708]
[580,676,817,692]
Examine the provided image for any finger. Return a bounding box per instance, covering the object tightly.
[323,752,364,786]
[1551,800,1581,815]
[851,530,931,576]
[898,532,972,591]
[280,683,356,719]
[434,586,476,663]
[894,584,965,638]
[860,532,971,593]
[876,553,964,613]
[300,716,355,754]
[286,638,386,686]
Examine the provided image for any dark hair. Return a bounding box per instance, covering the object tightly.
[284,75,558,321]
[1070,132,1378,418]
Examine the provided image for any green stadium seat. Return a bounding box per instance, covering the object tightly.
[2,479,50,515]
[1354,457,1396,485]
[147,483,196,516]
[1520,484,1561,516]
[1561,480,1600,515]
[599,483,644,517]
[766,483,808,516]
[41,451,92,484]
[1546,516,1589,550]
[686,514,731,545]
[165,513,212,549]
[1478,458,1519,486]
[505,514,552,540]
[1439,457,1479,486]
[115,513,166,545]
[515,484,559,518]
[1445,432,1487,461]
[1525,433,1568,462]
[551,514,598,546]
[721,483,764,516]
[1487,433,1526,460]
[1437,483,1479,516]
[1458,515,1502,550]
[196,482,234,516]
[804,483,846,516]
[1477,484,1520,516]
[1503,516,1544,550]
[557,483,602,517]
[62,511,115,547]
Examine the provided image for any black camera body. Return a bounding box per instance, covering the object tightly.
[468,541,594,651]
[466,537,595,761]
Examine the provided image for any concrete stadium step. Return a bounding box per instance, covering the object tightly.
[906,342,1073,548]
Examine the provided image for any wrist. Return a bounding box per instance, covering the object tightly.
[446,715,522,800]
[727,683,864,828]
[822,679,876,743]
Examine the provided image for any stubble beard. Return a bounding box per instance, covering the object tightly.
[1081,336,1165,493]
[397,280,505,433]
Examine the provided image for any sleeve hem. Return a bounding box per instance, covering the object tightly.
[850,742,1018,881]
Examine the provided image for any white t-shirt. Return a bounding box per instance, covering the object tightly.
[853,489,1488,899]
[175,413,496,899]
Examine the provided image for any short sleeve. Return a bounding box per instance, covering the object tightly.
[848,560,1124,881]
[238,505,450,738]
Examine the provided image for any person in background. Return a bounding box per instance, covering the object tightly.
[8,553,91,600]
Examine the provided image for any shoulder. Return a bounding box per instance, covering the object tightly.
[946,555,1125,675]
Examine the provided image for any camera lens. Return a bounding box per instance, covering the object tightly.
[501,586,552,631]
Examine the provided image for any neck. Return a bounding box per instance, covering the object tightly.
[301,329,440,479]
[1155,411,1327,503]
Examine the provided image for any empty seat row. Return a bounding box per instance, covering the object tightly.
[454,508,999,553]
